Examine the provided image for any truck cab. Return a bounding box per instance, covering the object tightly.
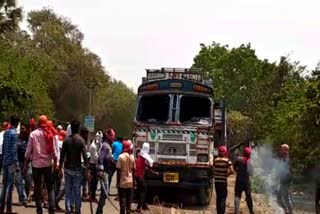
[133,68,226,205]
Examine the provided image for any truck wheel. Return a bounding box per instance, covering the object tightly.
[198,182,213,205]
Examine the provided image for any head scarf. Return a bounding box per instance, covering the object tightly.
[95,131,103,143]
[58,130,67,141]
[218,146,228,157]
[122,140,131,153]
[57,125,63,131]
[45,120,56,154]
[29,118,36,132]
[140,142,154,167]
[243,147,251,165]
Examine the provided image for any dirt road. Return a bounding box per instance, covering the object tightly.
[1,175,315,213]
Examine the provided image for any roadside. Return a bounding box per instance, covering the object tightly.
[0,175,315,213]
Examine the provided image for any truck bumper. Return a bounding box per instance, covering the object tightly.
[144,163,213,189]
[146,179,209,189]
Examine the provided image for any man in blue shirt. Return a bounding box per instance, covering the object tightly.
[0,116,20,213]
[108,137,123,194]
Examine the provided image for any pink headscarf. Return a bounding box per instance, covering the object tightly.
[218,146,228,157]
[122,140,131,153]
[243,147,251,165]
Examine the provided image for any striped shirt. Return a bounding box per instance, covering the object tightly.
[214,157,232,183]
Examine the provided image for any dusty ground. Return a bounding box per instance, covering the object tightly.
[0,175,315,213]
[147,175,275,214]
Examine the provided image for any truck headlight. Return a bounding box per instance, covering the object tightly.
[197,154,209,162]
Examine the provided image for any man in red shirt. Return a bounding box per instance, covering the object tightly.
[134,143,158,213]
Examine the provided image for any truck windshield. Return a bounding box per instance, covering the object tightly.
[179,95,211,125]
[137,94,170,124]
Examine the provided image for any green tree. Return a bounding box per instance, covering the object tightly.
[0,0,22,35]
[0,38,54,120]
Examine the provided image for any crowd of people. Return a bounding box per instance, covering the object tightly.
[213,144,293,214]
[0,115,155,214]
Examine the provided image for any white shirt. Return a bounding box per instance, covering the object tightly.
[89,140,101,164]
[0,131,4,155]
[54,135,63,165]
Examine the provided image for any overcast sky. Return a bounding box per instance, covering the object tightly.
[22,0,320,90]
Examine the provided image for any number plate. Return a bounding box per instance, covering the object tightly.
[163,172,179,183]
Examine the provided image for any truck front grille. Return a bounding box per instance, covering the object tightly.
[158,143,187,156]
[162,134,183,141]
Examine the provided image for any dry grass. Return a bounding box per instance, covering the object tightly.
[149,196,183,214]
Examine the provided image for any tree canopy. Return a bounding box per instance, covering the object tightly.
[0,2,136,137]
[193,42,319,172]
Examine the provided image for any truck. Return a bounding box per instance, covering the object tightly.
[132,68,227,205]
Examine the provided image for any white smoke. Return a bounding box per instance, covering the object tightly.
[251,144,288,214]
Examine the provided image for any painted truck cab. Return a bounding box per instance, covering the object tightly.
[133,68,226,205]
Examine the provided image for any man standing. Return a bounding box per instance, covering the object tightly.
[233,147,254,214]
[0,122,9,175]
[95,135,113,214]
[109,136,123,192]
[16,123,30,205]
[88,131,103,202]
[134,142,158,213]
[213,146,234,214]
[80,127,90,200]
[116,140,136,214]
[24,115,57,214]
[277,144,293,214]
[59,120,88,214]
[0,116,20,213]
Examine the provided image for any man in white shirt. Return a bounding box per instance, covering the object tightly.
[88,131,103,202]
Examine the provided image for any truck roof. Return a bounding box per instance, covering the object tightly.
[142,67,213,88]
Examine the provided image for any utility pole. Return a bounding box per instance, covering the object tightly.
[84,80,98,136]
[84,80,98,116]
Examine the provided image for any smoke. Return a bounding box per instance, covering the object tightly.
[250,144,287,214]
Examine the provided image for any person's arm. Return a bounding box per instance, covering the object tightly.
[146,160,159,175]
[59,139,67,170]
[97,144,108,171]
[89,142,95,162]
[52,136,57,169]
[24,134,33,173]
[233,159,239,173]
[132,156,136,187]
[228,160,235,176]
[12,132,19,168]
[116,156,122,188]
[81,139,88,167]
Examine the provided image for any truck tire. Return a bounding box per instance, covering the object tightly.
[198,182,213,205]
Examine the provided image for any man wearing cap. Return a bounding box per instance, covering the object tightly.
[277,144,293,214]
[213,146,234,214]
[0,116,20,213]
[24,115,57,214]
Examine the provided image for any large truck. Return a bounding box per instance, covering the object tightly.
[132,68,226,205]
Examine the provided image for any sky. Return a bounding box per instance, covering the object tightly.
[21,0,320,90]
